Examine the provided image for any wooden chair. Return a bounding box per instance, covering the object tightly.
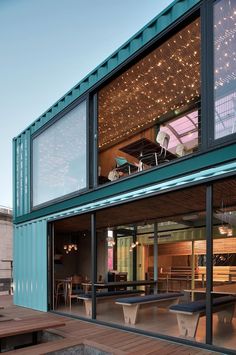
[55,281,66,309]
[115,272,127,290]
[66,281,77,311]
[67,277,84,310]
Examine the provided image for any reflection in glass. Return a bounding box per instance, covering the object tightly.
[98,18,201,183]
[33,100,87,206]
[213,179,236,351]
[95,186,207,342]
[214,0,236,139]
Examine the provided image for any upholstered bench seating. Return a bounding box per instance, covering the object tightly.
[115,292,184,324]
[78,290,144,316]
[169,295,236,338]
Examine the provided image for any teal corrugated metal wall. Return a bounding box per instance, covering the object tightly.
[14,133,31,218]
[13,219,48,311]
[15,0,201,141]
[13,0,201,219]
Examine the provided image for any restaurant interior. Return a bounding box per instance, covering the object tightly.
[97,17,201,184]
[51,178,236,350]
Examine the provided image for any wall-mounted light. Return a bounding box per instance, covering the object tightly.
[107,229,115,247]
[129,241,139,252]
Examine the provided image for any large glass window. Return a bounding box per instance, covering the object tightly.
[98,18,201,185]
[214,0,236,139]
[33,100,87,206]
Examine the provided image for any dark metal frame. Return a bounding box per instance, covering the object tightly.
[48,173,236,352]
[47,222,54,311]
[206,184,213,344]
[91,213,97,319]
[207,0,236,148]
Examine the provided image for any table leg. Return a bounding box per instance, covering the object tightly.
[32,331,38,345]
[155,153,158,165]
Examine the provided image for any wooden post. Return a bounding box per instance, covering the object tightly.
[191,240,195,301]
[154,222,158,294]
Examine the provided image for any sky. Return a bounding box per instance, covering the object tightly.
[0,0,173,208]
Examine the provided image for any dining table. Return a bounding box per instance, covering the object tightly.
[94,280,158,287]
[185,283,236,295]
[81,279,159,294]
[119,137,176,167]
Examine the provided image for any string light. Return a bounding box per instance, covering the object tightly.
[98,2,236,149]
[98,19,201,149]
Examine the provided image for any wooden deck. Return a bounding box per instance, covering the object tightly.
[0,296,219,354]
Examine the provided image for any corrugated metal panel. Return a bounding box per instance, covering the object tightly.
[47,161,236,221]
[14,131,31,217]
[18,160,234,224]
[13,219,47,311]
[15,0,201,140]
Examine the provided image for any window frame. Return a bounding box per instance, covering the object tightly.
[30,95,89,210]
[207,0,236,147]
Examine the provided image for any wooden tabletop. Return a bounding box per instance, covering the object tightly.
[184,283,236,295]
[120,137,176,162]
[0,316,65,338]
[93,280,158,287]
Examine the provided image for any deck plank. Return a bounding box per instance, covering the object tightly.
[0,296,220,355]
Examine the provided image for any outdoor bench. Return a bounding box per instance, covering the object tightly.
[0,316,65,353]
[169,295,236,338]
[78,290,144,316]
[115,292,184,324]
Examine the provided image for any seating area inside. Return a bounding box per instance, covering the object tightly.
[78,290,144,317]
[170,295,236,338]
[97,18,201,185]
[115,292,184,325]
[50,178,236,351]
[98,107,200,184]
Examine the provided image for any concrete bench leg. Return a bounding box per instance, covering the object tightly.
[217,304,235,323]
[84,299,92,317]
[176,313,200,338]
[122,305,140,325]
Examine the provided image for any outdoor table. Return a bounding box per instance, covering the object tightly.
[184,283,236,301]
[119,137,176,166]
[82,280,158,293]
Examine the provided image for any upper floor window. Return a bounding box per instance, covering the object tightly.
[98,18,200,185]
[214,0,236,139]
[32,100,87,207]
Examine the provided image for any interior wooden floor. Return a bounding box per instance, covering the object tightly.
[0,295,221,354]
[55,298,236,352]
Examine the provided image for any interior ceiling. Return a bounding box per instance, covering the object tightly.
[53,178,236,234]
[98,18,200,149]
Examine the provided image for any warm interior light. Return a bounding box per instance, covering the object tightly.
[98,19,201,149]
[64,243,78,253]
[107,229,115,247]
